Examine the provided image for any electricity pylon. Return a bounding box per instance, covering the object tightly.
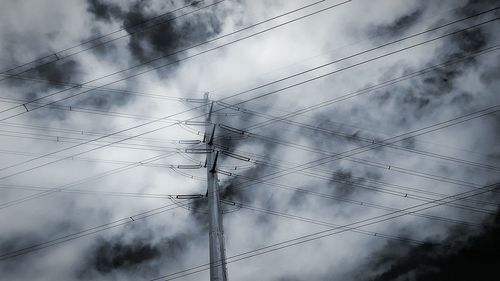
[204,93,229,281]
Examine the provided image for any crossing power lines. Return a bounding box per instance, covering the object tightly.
[1,1,499,280]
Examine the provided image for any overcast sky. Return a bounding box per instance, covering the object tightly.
[0,0,499,280]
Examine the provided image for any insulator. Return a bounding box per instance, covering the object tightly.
[219,124,245,135]
[183,120,210,126]
[175,194,204,199]
[185,148,212,154]
[222,151,250,162]
[217,169,232,176]
[177,164,202,169]
[221,200,236,206]
[179,140,202,144]
[216,101,240,111]
[183,98,207,103]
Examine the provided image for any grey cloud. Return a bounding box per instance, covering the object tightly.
[369,8,425,41]
[87,0,124,22]
[361,212,500,281]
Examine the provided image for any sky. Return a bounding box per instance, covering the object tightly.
[0,0,499,280]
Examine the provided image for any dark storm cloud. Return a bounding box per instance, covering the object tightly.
[32,59,82,88]
[328,169,368,197]
[87,0,123,22]
[70,85,134,112]
[358,212,500,281]
[479,53,500,83]
[0,233,42,255]
[78,0,225,112]
[78,228,199,279]
[0,232,45,271]
[3,57,83,110]
[0,218,83,272]
[285,118,389,201]
[186,196,210,228]
[220,179,252,204]
[8,0,228,117]
[128,3,221,64]
[368,7,424,41]
[125,9,222,65]
[457,0,500,17]
[320,1,500,279]
[90,239,160,273]
[369,21,492,127]
[86,0,222,64]
[361,0,499,127]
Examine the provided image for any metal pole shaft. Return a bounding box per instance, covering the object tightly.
[205,93,228,281]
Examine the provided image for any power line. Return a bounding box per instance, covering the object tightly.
[0,1,208,75]
[214,145,500,208]
[0,185,466,263]
[0,129,224,211]
[219,126,496,198]
[216,7,500,104]
[3,3,495,125]
[0,98,188,122]
[222,104,500,201]
[3,48,492,202]
[0,1,355,180]
[148,182,500,281]
[221,163,496,215]
[0,183,198,199]
[0,0,352,119]
[5,117,488,197]
[2,12,498,218]
[0,0,225,84]
[2,141,495,216]
[0,76,198,102]
[228,175,488,225]
[0,150,201,171]
[3,35,498,176]
[218,92,500,172]
[0,123,201,150]
[1,2,494,115]
[0,201,191,261]
[1,15,496,182]
[0,121,195,146]
[219,160,496,215]
[221,17,500,108]
[0,130,184,155]
[230,201,451,244]
[0,151,179,210]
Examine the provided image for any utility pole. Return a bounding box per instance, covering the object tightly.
[204,93,228,281]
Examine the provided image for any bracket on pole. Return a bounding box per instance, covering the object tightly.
[219,124,245,135]
[176,164,202,169]
[207,101,214,122]
[185,148,212,154]
[208,123,216,145]
[210,151,219,173]
[175,194,204,199]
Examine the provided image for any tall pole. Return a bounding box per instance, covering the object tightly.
[205,93,228,281]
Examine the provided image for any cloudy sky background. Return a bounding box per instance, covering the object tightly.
[0,0,499,280]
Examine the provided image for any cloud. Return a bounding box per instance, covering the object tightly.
[359,212,500,281]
